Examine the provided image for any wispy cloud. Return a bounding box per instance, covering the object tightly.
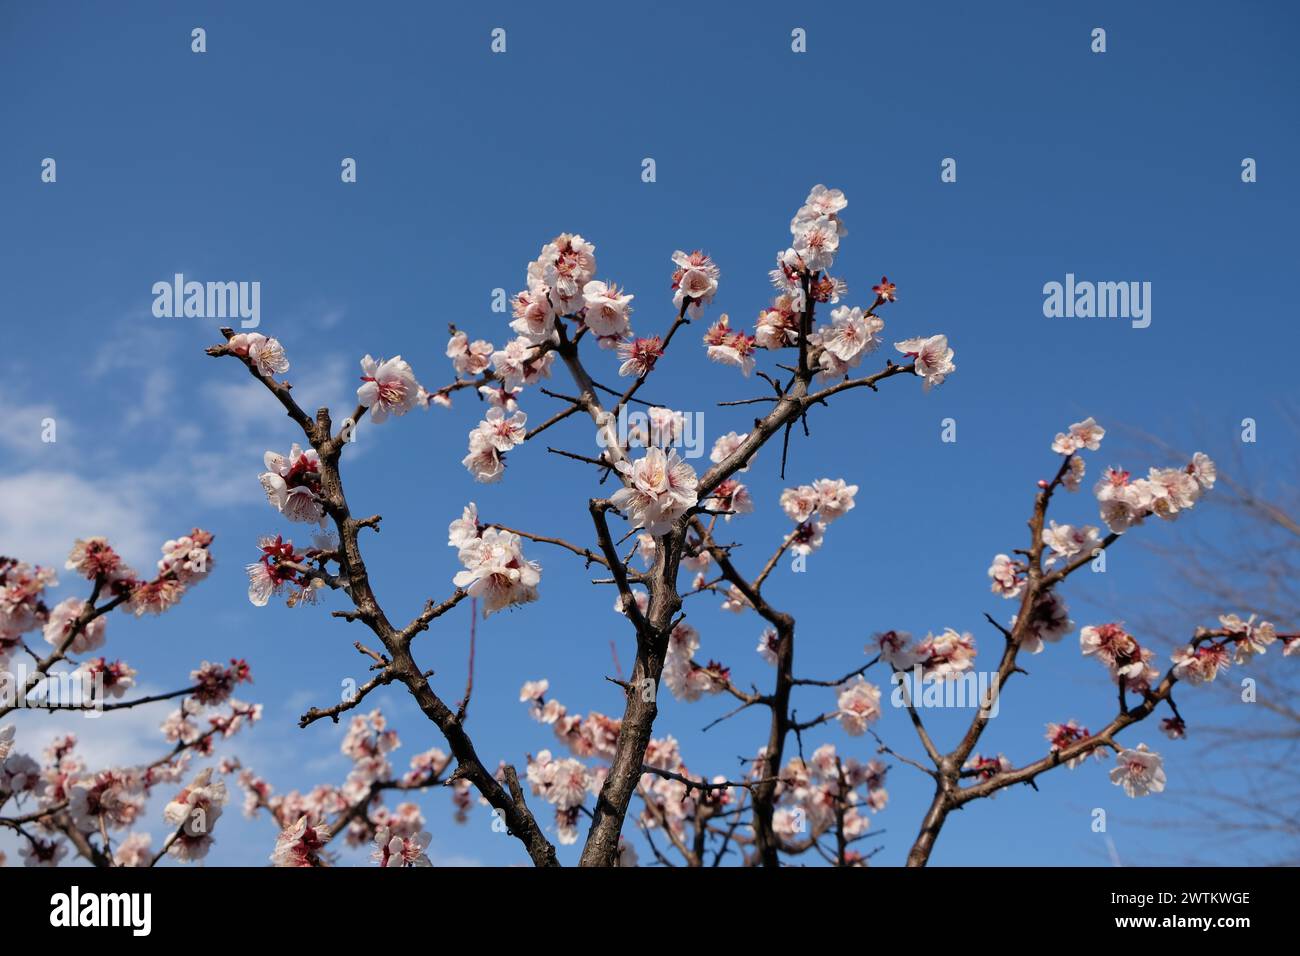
[0,470,159,569]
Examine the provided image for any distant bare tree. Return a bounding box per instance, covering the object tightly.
[1119,415,1300,865]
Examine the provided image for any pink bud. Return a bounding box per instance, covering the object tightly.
[1037,479,1049,489]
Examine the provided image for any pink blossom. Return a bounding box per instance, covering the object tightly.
[1050,417,1105,455]
[710,431,753,472]
[1045,720,1098,769]
[372,826,432,867]
[819,306,882,363]
[510,288,557,343]
[1109,744,1166,797]
[447,332,495,376]
[836,676,882,735]
[1014,591,1074,654]
[780,484,820,523]
[581,280,635,342]
[533,233,597,315]
[610,447,699,535]
[671,250,720,318]
[227,332,289,378]
[42,597,105,654]
[812,478,858,520]
[894,334,955,389]
[618,336,664,377]
[259,444,324,524]
[988,554,1024,599]
[913,629,977,679]
[357,354,420,422]
[452,529,541,616]
[869,630,919,669]
[462,431,505,483]
[270,815,330,867]
[65,538,131,582]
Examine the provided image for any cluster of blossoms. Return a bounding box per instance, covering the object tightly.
[703,314,757,376]
[448,504,541,616]
[991,521,1102,600]
[1,531,249,868]
[259,444,325,525]
[1171,614,1294,684]
[719,185,956,391]
[246,534,330,608]
[773,185,849,300]
[867,628,978,679]
[448,327,551,480]
[2,653,257,866]
[1045,719,1103,768]
[159,696,261,756]
[972,731,1168,802]
[463,406,527,483]
[1076,608,1295,786]
[525,749,595,843]
[451,232,629,407]
[529,233,598,322]
[1013,590,1075,655]
[778,477,859,556]
[671,249,721,320]
[770,742,889,860]
[520,685,707,856]
[490,335,555,388]
[454,237,722,476]
[446,330,495,380]
[812,305,884,380]
[699,433,756,523]
[191,658,253,706]
[1,559,58,666]
[64,532,213,620]
[371,825,432,867]
[526,742,617,847]
[1094,452,1216,533]
[268,815,332,867]
[662,620,729,703]
[986,423,1220,661]
[161,767,229,861]
[4,738,154,866]
[125,530,215,617]
[256,709,449,866]
[610,447,700,535]
[1079,622,1161,692]
[3,533,214,676]
[1044,418,1218,534]
[226,331,289,379]
[519,680,621,760]
[635,736,729,855]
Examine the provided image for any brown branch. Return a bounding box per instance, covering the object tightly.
[207,336,559,868]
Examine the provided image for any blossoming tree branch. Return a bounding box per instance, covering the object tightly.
[3,186,1294,867]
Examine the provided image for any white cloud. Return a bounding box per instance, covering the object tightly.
[0,686,302,867]
[0,471,160,569]
[122,368,177,428]
[3,684,178,768]
[0,389,66,459]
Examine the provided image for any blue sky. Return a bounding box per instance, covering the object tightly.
[1,0,1297,866]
